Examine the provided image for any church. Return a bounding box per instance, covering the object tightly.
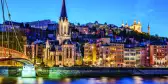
[43,0,82,67]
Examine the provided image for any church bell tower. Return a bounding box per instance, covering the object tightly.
[57,0,71,44]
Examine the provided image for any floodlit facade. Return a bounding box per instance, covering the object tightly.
[83,43,97,66]
[123,20,142,33]
[98,44,111,67]
[111,43,124,67]
[150,43,168,67]
[42,0,81,67]
[24,42,44,65]
[57,0,71,44]
[129,20,142,33]
[139,47,149,67]
[62,41,76,67]
[124,47,136,67]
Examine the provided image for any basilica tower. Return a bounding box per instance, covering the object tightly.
[57,0,71,44]
[148,24,150,35]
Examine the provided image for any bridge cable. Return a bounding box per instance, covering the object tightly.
[4,0,23,52]
[4,0,10,56]
[1,0,5,57]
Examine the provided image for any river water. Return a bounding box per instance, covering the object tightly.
[0,76,168,84]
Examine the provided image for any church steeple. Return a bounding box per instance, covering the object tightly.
[57,0,70,44]
[148,24,150,35]
[125,21,129,28]
[133,20,137,25]
[60,0,67,19]
[121,20,124,27]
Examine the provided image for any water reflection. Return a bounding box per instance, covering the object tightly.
[37,77,44,84]
[0,76,167,84]
[133,76,143,84]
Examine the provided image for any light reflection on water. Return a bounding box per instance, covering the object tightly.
[0,76,167,84]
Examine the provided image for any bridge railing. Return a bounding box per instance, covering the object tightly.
[0,47,28,60]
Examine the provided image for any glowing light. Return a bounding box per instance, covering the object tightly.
[21,78,36,84]
[0,76,3,84]
[22,65,36,77]
[101,77,108,83]
[133,76,143,84]
[88,78,96,84]
[106,57,111,61]
[37,77,43,84]
[64,78,71,82]
[17,77,23,84]
[18,68,22,71]
[38,68,42,71]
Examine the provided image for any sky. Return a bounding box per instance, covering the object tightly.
[1,0,168,37]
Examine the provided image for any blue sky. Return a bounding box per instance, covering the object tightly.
[1,0,168,37]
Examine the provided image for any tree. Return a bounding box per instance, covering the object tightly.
[25,23,30,28]
[20,23,24,28]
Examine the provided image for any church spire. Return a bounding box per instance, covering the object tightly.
[121,20,124,27]
[60,0,67,19]
[57,0,70,44]
[125,21,129,28]
[134,20,137,25]
[148,24,150,35]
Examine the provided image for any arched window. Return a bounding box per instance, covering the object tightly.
[70,48,72,58]
[67,48,69,58]
[59,55,62,61]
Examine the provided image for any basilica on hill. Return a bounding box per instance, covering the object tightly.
[122,20,142,33]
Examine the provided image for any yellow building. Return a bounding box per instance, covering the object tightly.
[83,43,97,66]
[129,20,142,32]
[123,20,142,33]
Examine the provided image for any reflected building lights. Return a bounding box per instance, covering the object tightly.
[17,77,23,84]
[133,76,143,84]
[101,77,108,83]
[0,76,4,84]
[88,78,96,84]
[37,77,43,84]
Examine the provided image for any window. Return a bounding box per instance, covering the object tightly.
[125,49,129,52]
[131,53,135,56]
[136,52,140,54]
[131,49,134,52]
[67,48,69,58]
[106,51,108,54]
[59,55,62,61]
[125,53,129,56]
[124,58,129,60]
[70,48,72,58]
[131,58,135,60]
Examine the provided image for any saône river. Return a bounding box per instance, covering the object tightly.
[0,76,168,84]
[1,66,168,84]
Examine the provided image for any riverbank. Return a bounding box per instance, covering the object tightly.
[1,67,168,78]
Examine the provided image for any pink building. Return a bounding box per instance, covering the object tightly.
[149,42,168,67]
[140,47,149,67]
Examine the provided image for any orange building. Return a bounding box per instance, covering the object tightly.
[110,43,124,67]
[149,42,168,67]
